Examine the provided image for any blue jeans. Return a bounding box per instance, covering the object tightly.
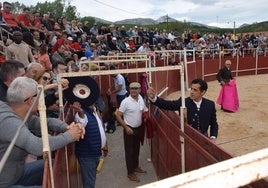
[9,160,43,188]
[77,156,100,188]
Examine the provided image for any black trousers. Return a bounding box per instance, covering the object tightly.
[123,126,141,175]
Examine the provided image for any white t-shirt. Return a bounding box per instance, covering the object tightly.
[119,95,148,128]
[114,74,127,95]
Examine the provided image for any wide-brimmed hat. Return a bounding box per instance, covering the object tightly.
[63,76,100,108]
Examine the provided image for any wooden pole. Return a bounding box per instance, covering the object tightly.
[38,85,55,188]
[57,77,70,188]
[60,65,182,78]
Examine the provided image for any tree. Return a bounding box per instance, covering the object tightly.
[10,2,26,14]
[80,16,96,27]
[10,0,79,20]
[34,0,64,19]
[64,2,78,21]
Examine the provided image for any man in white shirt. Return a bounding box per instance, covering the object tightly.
[116,82,148,182]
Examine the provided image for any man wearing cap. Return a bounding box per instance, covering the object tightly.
[90,22,98,36]
[115,82,148,182]
[82,21,90,35]
[132,26,139,44]
[120,25,128,38]
[109,37,121,52]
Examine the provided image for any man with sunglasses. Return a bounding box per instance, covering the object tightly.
[0,76,85,187]
[115,82,148,182]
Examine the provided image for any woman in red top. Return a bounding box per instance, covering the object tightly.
[39,44,52,70]
[126,37,136,52]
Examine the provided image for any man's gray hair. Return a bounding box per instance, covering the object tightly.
[27,62,43,71]
[7,77,38,104]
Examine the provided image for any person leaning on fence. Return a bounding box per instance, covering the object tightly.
[105,67,127,133]
[147,78,218,142]
[107,66,127,107]
[0,76,85,187]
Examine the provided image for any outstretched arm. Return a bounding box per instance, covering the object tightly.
[147,86,181,111]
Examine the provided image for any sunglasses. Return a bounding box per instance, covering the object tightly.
[130,87,140,90]
[42,76,51,81]
[24,93,37,102]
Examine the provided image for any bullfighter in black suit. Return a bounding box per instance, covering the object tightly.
[147,78,218,142]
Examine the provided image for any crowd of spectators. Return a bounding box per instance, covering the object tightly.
[0,2,267,112]
[0,1,267,95]
[0,1,267,68]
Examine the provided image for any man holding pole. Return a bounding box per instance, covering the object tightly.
[0,77,85,187]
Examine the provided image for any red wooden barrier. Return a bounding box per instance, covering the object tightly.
[150,107,268,187]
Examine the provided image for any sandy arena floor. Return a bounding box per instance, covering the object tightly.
[167,74,268,156]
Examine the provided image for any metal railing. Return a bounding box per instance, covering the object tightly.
[0,26,13,56]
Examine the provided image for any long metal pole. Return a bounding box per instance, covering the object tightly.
[180,50,186,173]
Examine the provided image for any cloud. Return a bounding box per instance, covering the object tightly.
[186,0,220,5]
[9,0,268,28]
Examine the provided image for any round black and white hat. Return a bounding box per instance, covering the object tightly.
[63,76,100,108]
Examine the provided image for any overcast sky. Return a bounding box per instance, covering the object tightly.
[10,0,268,28]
